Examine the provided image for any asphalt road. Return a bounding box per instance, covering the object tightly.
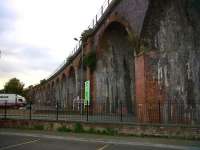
[0,133,199,150]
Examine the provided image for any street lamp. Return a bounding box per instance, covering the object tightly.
[74,38,84,101]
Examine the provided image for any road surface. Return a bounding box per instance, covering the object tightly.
[0,130,200,150]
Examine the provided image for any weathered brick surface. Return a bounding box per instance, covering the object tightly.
[28,0,200,124]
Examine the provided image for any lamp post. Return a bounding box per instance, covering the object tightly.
[74,38,83,101]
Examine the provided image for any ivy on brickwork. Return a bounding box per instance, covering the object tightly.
[67,55,74,64]
[127,30,148,55]
[140,44,149,54]
[127,32,141,54]
[83,50,97,71]
[40,79,47,85]
[190,0,200,13]
[81,28,94,44]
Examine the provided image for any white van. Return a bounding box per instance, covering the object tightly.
[0,94,26,108]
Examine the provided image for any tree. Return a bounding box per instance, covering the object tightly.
[0,89,5,93]
[4,78,24,95]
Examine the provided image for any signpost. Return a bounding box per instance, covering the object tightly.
[84,80,90,106]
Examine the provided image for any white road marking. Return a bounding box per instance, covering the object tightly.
[0,132,199,150]
[0,139,39,150]
[97,144,110,150]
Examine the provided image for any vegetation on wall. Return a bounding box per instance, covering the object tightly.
[139,44,150,54]
[190,0,200,12]
[66,55,74,64]
[81,28,94,44]
[40,79,47,85]
[127,31,140,54]
[83,50,97,71]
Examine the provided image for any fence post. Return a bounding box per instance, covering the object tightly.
[29,102,32,120]
[86,101,89,122]
[120,101,123,122]
[4,101,7,120]
[56,101,59,121]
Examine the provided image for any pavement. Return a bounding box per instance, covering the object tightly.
[0,129,200,150]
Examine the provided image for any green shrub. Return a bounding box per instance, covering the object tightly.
[81,28,93,44]
[40,79,47,85]
[74,123,84,133]
[104,128,118,136]
[33,125,44,130]
[88,127,96,134]
[57,126,72,132]
[66,55,74,64]
[83,51,96,71]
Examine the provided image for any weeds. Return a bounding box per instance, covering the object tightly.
[57,126,72,132]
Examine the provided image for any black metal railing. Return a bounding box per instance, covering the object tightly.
[0,101,199,125]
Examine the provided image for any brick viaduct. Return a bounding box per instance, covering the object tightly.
[28,0,200,122]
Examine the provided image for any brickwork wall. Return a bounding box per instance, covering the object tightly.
[28,0,200,124]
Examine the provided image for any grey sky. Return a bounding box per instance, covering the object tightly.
[0,0,105,89]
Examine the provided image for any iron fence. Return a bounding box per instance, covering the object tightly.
[0,101,200,125]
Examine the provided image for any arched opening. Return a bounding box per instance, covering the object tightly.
[41,86,46,105]
[47,84,51,105]
[77,57,87,99]
[51,81,56,106]
[96,21,135,114]
[61,73,67,109]
[55,78,61,108]
[68,66,76,110]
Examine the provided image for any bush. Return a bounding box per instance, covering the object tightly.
[74,123,84,133]
[88,127,96,134]
[83,51,97,71]
[81,28,94,44]
[104,128,118,136]
[66,55,74,64]
[40,79,47,85]
[33,125,44,131]
[57,126,72,132]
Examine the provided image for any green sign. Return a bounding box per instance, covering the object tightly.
[84,80,90,105]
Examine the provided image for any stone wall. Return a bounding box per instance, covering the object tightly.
[0,120,200,140]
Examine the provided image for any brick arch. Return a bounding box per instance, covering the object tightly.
[97,14,135,48]
[61,73,66,80]
[56,78,60,83]
[66,65,76,110]
[47,83,50,88]
[68,66,75,77]
[94,16,136,114]
[77,57,82,70]
[51,81,55,87]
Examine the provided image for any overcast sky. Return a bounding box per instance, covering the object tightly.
[0,0,105,89]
